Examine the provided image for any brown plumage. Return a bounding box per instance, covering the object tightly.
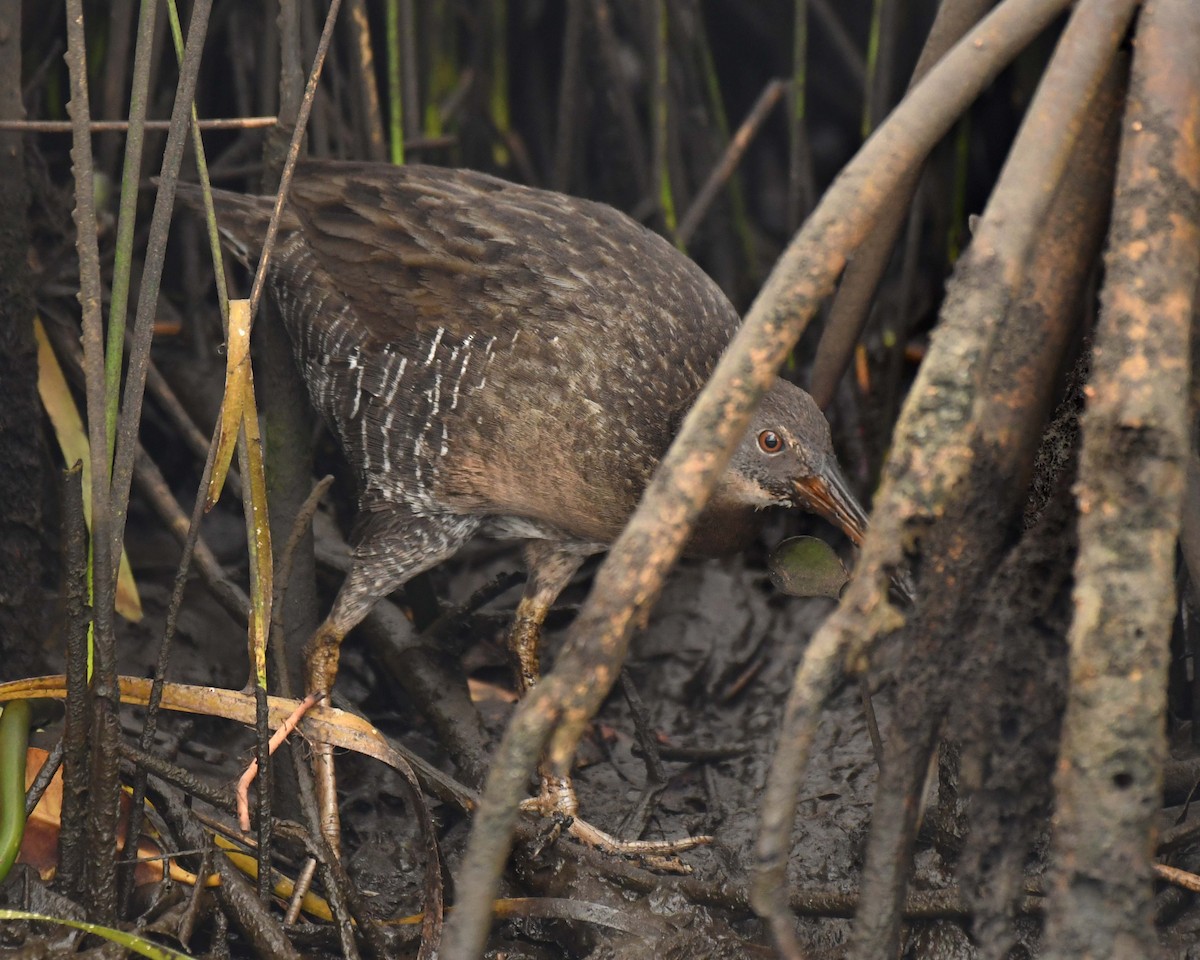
[178,161,867,848]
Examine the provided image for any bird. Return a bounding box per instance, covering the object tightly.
[177,161,868,854]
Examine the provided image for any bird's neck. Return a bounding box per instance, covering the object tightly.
[686,492,769,558]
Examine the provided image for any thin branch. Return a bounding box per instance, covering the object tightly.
[0,116,279,132]
[677,78,785,246]
[107,0,214,585]
[810,0,994,409]
[64,0,121,921]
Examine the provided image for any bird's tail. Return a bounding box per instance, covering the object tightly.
[172,181,276,266]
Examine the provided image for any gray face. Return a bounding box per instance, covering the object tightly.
[725,380,869,545]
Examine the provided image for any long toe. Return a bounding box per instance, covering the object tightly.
[519,772,711,871]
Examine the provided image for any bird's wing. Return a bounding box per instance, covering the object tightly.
[284,163,744,353]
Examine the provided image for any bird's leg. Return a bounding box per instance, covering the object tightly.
[508,542,587,696]
[303,579,382,859]
[304,508,480,856]
[507,542,586,816]
[510,543,711,865]
[303,614,352,856]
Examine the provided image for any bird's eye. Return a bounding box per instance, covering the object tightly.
[757,430,784,454]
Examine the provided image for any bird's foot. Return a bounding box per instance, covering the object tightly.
[303,623,344,698]
[519,774,710,872]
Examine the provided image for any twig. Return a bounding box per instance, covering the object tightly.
[677,79,786,246]
[107,0,215,581]
[810,0,995,409]
[246,0,344,324]
[0,116,279,132]
[57,466,90,897]
[237,694,324,831]
[65,0,122,920]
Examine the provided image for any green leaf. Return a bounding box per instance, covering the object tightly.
[0,909,195,960]
[0,701,31,883]
[767,536,849,599]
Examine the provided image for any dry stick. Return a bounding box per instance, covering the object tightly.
[150,780,303,960]
[37,310,251,627]
[0,116,278,132]
[24,741,64,817]
[858,677,885,772]
[759,1,1141,955]
[250,0,343,913]
[344,0,385,161]
[438,2,1077,957]
[614,671,672,840]
[122,423,230,914]
[809,0,994,410]
[247,0,344,324]
[283,858,319,925]
[102,0,157,460]
[399,0,420,144]
[1158,811,1200,855]
[98,9,222,904]
[552,0,587,193]
[132,449,250,625]
[1041,0,1200,954]
[266,475,332,918]
[809,0,866,90]
[565,832,1039,921]
[120,743,240,814]
[1156,864,1200,895]
[106,0,212,580]
[64,0,122,922]
[592,0,650,199]
[283,734,362,958]
[57,465,89,898]
[676,78,786,247]
[178,843,216,949]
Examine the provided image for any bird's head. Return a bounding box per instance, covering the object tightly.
[725,380,868,546]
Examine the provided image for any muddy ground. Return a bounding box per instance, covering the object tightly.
[18,428,1197,957]
[90,500,894,957]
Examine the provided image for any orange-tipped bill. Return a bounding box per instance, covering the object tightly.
[793,463,868,546]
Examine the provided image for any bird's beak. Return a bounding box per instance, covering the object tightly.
[793,462,869,546]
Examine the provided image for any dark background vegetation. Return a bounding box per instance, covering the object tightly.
[1,1,1198,959]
